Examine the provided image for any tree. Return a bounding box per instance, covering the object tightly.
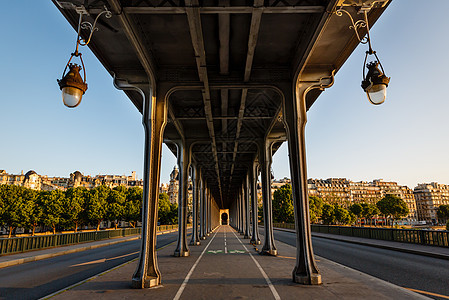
[40,190,65,234]
[321,204,336,225]
[106,187,126,229]
[85,186,109,230]
[309,196,323,223]
[22,188,41,235]
[124,187,142,228]
[376,195,409,227]
[64,187,87,232]
[0,185,28,237]
[349,203,363,226]
[272,184,294,223]
[361,203,380,226]
[334,205,354,225]
[437,205,449,224]
[158,192,172,225]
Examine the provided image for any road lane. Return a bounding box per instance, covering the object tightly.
[0,231,181,300]
[271,228,449,300]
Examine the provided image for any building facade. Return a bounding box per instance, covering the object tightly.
[414,182,449,224]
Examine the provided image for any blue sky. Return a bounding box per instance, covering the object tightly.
[1,1,448,189]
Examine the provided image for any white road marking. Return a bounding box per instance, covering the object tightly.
[231,229,281,300]
[173,227,220,300]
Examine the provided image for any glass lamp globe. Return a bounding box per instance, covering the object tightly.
[58,63,88,108]
[361,61,390,106]
[366,83,387,105]
[62,86,84,108]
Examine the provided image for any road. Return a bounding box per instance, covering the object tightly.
[0,231,182,300]
[272,229,449,300]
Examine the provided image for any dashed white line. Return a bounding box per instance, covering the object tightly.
[231,229,281,300]
[173,227,220,300]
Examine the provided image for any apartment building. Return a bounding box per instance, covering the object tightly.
[414,182,449,224]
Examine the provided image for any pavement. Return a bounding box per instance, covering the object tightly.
[45,225,429,300]
[0,229,177,269]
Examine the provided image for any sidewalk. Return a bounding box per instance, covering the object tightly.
[48,225,429,300]
[0,228,177,269]
[278,227,449,261]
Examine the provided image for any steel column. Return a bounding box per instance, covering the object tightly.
[244,173,251,239]
[250,160,261,245]
[120,85,164,288]
[189,165,201,246]
[174,142,191,257]
[259,140,277,256]
[200,179,206,240]
[284,74,334,284]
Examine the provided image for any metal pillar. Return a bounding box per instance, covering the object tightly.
[113,78,164,289]
[284,72,334,285]
[206,188,210,235]
[189,165,200,246]
[239,193,242,232]
[199,179,206,240]
[259,140,277,256]
[250,160,261,245]
[239,192,244,234]
[244,178,251,239]
[174,142,190,257]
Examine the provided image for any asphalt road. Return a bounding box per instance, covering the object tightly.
[272,229,449,300]
[0,231,182,300]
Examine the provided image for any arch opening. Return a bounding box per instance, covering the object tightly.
[221,213,228,225]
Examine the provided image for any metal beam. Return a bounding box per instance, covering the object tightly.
[107,0,158,84]
[185,0,223,207]
[229,0,263,187]
[123,6,325,14]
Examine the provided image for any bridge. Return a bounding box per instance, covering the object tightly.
[53,0,391,291]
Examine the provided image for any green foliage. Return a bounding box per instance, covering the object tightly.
[124,187,142,228]
[437,205,449,223]
[376,194,409,226]
[309,196,323,223]
[64,187,87,231]
[272,184,294,223]
[360,203,380,226]
[321,203,336,225]
[158,193,178,225]
[86,186,110,230]
[107,187,126,229]
[40,189,65,234]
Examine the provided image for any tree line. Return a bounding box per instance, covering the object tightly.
[0,184,178,238]
[272,184,410,226]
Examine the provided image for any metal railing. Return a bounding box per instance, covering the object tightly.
[271,223,449,248]
[0,224,180,255]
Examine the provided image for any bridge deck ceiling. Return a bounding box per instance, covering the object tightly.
[53,0,390,208]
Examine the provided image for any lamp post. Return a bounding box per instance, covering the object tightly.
[57,5,111,108]
[336,0,391,105]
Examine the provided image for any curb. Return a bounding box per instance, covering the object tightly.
[0,228,182,269]
[272,227,449,261]
[0,236,140,269]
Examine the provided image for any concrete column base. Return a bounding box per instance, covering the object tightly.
[259,249,277,256]
[131,276,160,289]
[250,239,261,245]
[173,250,190,257]
[189,241,201,246]
[293,273,322,285]
[200,236,207,240]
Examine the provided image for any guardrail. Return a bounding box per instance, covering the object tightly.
[271,223,449,248]
[0,224,180,255]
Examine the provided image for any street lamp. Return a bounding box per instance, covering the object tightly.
[361,60,390,105]
[336,0,390,105]
[57,5,111,108]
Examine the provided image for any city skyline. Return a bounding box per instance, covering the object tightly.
[1,1,449,189]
